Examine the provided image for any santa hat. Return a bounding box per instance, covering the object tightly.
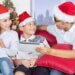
[19,11,34,26]
[53,1,75,22]
[0,4,10,19]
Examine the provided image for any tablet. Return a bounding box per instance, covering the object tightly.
[17,42,42,59]
[18,42,40,52]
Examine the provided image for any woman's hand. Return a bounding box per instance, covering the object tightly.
[0,39,5,48]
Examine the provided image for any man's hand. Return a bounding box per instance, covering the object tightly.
[36,46,50,54]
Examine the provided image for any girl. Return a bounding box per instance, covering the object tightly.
[0,4,19,75]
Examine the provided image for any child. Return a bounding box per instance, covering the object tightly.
[0,4,19,75]
[14,11,49,75]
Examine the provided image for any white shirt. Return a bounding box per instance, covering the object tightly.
[47,24,75,49]
[0,30,19,58]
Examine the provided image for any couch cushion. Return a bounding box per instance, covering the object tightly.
[36,44,75,74]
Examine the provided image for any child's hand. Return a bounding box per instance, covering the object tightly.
[29,59,36,67]
[14,59,22,66]
[0,39,5,48]
[22,60,31,68]
[22,59,36,68]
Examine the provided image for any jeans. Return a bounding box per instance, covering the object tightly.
[0,57,14,75]
[50,69,74,75]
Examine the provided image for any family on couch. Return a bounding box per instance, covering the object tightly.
[0,1,75,75]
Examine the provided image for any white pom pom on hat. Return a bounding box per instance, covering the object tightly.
[53,1,75,22]
[0,4,10,19]
[19,11,34,26]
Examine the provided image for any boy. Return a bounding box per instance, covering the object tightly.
[14,11,49,75]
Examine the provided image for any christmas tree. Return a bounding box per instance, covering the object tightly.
[3,0,13,8]
[3,0,19,30]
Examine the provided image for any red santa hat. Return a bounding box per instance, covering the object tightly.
[0,4,10,19]
[19,11,34,26]
[53,1,75,22]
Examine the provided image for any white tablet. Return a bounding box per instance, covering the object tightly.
[16,42,43,59]
[18,42,40,52]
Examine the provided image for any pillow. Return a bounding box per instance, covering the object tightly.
[36,44,75,74]
[52,44,73,50]
[36,55,75,74]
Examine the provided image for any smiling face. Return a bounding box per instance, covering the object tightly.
[20,21,37,36]
[54,17,74,31]
[0,18,12,32]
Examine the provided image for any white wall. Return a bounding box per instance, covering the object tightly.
[0,0,34,17]
[11,0,32,15]
[0,0,4,4]
[31,0,35,18]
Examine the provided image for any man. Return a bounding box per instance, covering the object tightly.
[36,1,75,59]
[36,1,75,75]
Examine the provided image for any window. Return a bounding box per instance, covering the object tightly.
[32,0,75,25]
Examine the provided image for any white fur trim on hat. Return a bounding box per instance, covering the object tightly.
[53,7,75,22]
[19,17,34,26]
[0,12,10,19]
